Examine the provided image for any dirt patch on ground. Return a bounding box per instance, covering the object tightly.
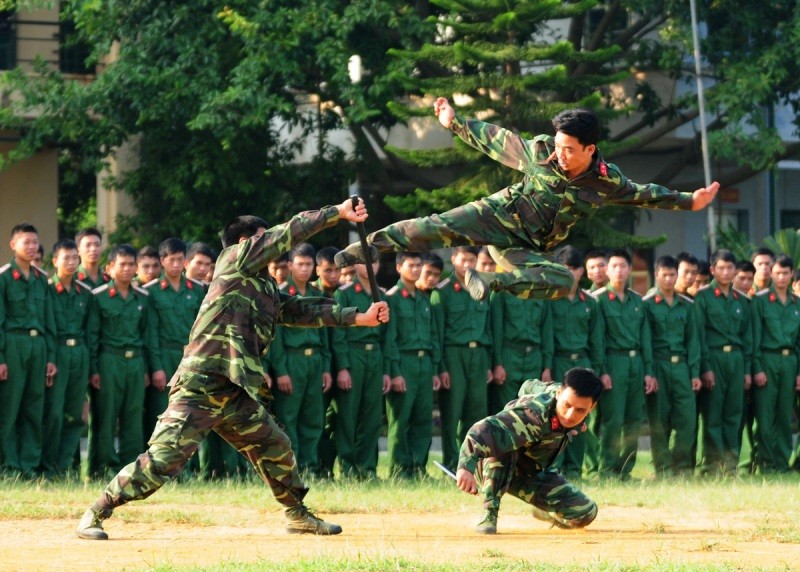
[3,504,795,570]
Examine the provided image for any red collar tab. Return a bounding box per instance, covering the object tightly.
[608,291,615,301]
[161,280,168,290]
[655,295,662,304]
[78,272,86,280]
[355,283,363,293]
[55,281,65,294]
[186,279,193,290]
[579,292,585,302]
[12,269,20,280]
[550,416,561,431]
[32,267,39,278]
[109,287,117,297]
[288,285,297,296]
[714,288,722,297]
[769,293,777,302]
[454,281,462,292]
[402,288,409,298]
[733,291,739,300]
[598,161,608,177]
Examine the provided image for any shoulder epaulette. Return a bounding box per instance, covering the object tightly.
[628,289,643,299]
[754,288,770,297]
[436,277,451,289]
[379,286,387,294]
[590,286,607,299]
[186,276,206,289]
[678,294,694,304]
[133,284,149,296]
[142,278,159,289]
[697,284,712,293]
[580,288,593,296]
[338,281,356,291]
[386,285,400,296]
[278,281,289,292]
[733,287,748,298]
[92,283,111,295]
[0,263,10,275]
[32,264,47,279]
[642,291,656,301]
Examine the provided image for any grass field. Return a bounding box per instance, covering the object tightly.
[2,451,799,571]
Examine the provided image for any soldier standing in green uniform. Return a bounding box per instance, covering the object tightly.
[270,243,332,476]
[675,252,699,298]
[642,255,701,476]
[75,228,110,289]
[332,256,390,479]
[87,244,156,478]
[416,253,443,295]
[0,223,57,477]
[488,289,553,415]
[432,246,492,471]
[143,239,204,445]
[335,98,719,302]
[549,246,604,479]
[591,249,655,479]
[584,250,609,292]
[39,239,91,478]
[456,369,603,534]
[385,252,441,478]
[76,200,388,540]
[733,259,758,473]
[184,242,215,284]
[135,246,161,286]
[693,249,752,475]
[751,255,800,473]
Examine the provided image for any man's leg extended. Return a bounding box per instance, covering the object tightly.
[509,467,597,529]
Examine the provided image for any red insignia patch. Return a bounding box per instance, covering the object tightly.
[32,268,39,278]
[55,282,65,294]
[75,283,81,293]
[103,273,110,282]
[402,289,409,298]
[12,269,20,280]
[109,288,116,297]
[579,292,585,302]
[655,295,662,304]
[289,286,296,296]
[186,280,192,290]
[78,272,86,280]
[355,283,363,293]
[550,416,561,431]
[608,291,615,301]
[599,161,608,177]
[161,280,168,290]
[715,288,721,297]
[454,282,462,292]
[769,293,776,302]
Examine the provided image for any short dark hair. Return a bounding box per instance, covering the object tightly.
[396,251,422,265]
[52,239,78,256]
[774,254,794,271]
[751,247,775,262]
[452,246,480,257]
[607,248,631,265]
[676,251,699,268]
[271,251,290,265]
[735,261,755,274]
[562,368,603,403]
[478,246,491,256]
[75,227,102,244]
[556,245,583,268]
[138,245,159,260]
[108,244,137,263]
[422,253,444,271]
[159,238,187,258]
[11,223,37,238]
[221,215,268,249]
[584,249,606,263]
[316,246,339,266]
[697,260,711,276]
[187,242,215,262]
[551,108,601,147]
[794,269,800,282]
[289,242,315,261]
[654,255,677,271]
[710,249,736,266]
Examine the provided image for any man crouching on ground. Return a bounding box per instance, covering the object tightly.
[456,368,603,534]
[76,198,389,540]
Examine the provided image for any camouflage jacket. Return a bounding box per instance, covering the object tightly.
[450,116,695,251]
[177,206,357,404]
[458,380,580,474]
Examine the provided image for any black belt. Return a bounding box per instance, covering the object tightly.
[103,347,141,359]
[59,337,83,347]
[556,350,587,361]
[654,353,685,363]
[763,347,795,356]
[447,341,481,349]
[161,341,186,351]
[8,328,41,337]
[401,349,429,358]
[505,342,538,354]
[710,345,740,353]
[607,349,639,357]
[286,347,319,356]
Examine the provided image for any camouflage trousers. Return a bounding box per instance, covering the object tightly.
[95,371,307,512]
[367,189,572,300]
[475,454,597,528]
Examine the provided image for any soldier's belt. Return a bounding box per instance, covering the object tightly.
[161,341,186,351]
[446,341,481,349]
[59,337,82,347]
[286,347,318,356]
[505,342,538,354]
[763,347,794,357]
[103,347,141,359]
[606,349,638,358]
[710,345,740,353]
[8,328,41,337]
[555,350,587,361]
[349,342,378,351]
[654,353,685,364]
[401,349,429,358]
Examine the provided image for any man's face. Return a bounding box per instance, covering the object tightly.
[585,256,608,287]
[53,248,80,276]
[733,271,754,294]
[676,261,698,291]
[78,235,102,265]
[451,251,477,280]
[771,263,793,291]
[137,256,161,283]
[109,254,137,285]
[355,260,379,282]
[186,254,213,282]
[418,264,442,290]
[711,260,735,286]
[10,231,39,263]
[476,251,496,273]
[555,386,595,429]
[567,265,584,289]
[753,254,773,283]
[339,265,356,284]
[606,256,630,287]
[316,260,340,289]
[554,131,595,178]
[289,255,314,284]
[397,256,422,283]
[655,266,677,293]
[161,252,186,280]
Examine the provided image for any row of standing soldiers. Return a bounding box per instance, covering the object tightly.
[2,221,800,480]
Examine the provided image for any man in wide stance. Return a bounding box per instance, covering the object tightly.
[77,199,388,540]
[455,368,603,534]
[337,98,718,301]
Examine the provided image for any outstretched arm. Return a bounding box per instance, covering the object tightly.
[691,182,719,211]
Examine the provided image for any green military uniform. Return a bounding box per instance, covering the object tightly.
[431,276,492,471]
[143,276,204,441]
[40,275,91,476]
[332,281,388,478]
[0,261,56,474]
[77,266,110,290]
[270,277,332,475]
[384,281,440,478]
[489,292,552,413]
[642,289,701,474]
[693,281,752,473]
[550,290,604,478]
[592,285,652,478]
[93,206,358,514]
[313,277,339,479]
[88,280,156,476]
[353,116,694,300]
[751,286,800,472]
[460,380,597,529]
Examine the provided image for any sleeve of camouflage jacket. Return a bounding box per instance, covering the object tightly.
[457,403,542,474]
[449,115,540,173]
[604,169,694,211]
[277,292,357,328]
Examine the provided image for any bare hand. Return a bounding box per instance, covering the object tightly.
[644,375,658,395]
[151,370,167,391]
[144,373,150,388]
[541,368,552,383]
[45,375,54,388]
[90,374,100,390]
[691,377,702,392]
[492,365,507,385]
[753,372,767,388]
[46,362,57,378]
[432,375,441,391]
[337,197,368,223]
[691,181,719,211]
[0,364,7,381]
[744,374,753,391]
[391,375,406,393]
[382,374,391,394]
[601,374,612,391]
[356,301,389,326]
[456,468,478,495]
[439,371,451,390]
[264,373,273,388]
[434,97,455,129]
[796,376,800,392]
[277,375,292,394]
[337,369,352,391]
[701,370,715,390]
[322,372,332,392]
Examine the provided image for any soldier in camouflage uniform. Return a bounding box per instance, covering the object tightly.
[76,200,388,540]
[455,368,603,534]
[335,98,718,302]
